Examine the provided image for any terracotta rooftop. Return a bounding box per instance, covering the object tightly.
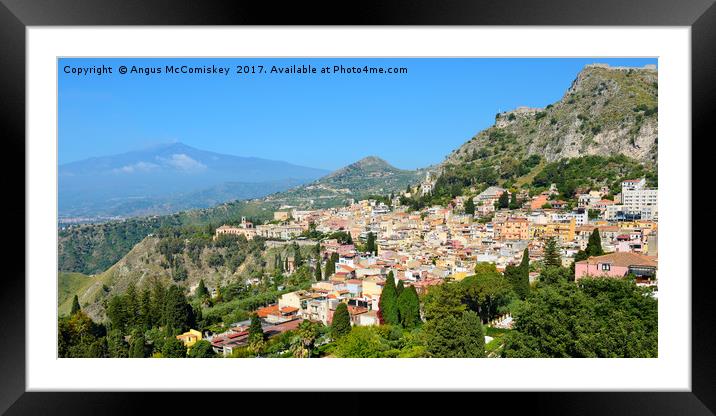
[576,252,657,268]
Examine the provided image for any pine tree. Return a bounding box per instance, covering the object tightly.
[396,279,404,297]
[347,233,353,245]
[464,197,475,216]
[70,295,81,315]
[162,285,195,335]
[138,288,152,329]
[543,237,562,268]
[196,279,209,299]
[129,331,145,358]
[331,302,352,339]
[379,271,399,325]
[586,228,605,256]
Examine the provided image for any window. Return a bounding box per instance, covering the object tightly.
[601,263,611,271]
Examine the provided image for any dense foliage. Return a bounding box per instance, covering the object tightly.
[503,278,657,357]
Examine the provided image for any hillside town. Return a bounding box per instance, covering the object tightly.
[205,177,658,355]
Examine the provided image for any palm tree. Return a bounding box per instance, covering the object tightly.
[291,320,320,358]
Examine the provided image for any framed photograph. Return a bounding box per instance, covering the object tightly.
[3,0,713,413]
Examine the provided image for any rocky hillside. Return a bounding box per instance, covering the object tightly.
[59,234,315,321]
[444,64,658,168]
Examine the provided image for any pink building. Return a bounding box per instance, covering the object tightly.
[574,252,657,281]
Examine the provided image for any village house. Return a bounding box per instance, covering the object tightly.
[574,252,657,281]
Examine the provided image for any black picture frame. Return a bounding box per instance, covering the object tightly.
[1,0,712,414]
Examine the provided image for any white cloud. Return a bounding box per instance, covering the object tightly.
[112,161,159,174]
[158,154,207,172]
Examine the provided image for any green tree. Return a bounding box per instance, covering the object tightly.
[464,197,475,216]
[503,279,657,358]
[129,331,146,358]
[161,336,187,358]
[396,279,404,297]
[248,314,265,343]
[461,263,512,322]
[70,295,81,315]
[314,256,323,281]
[497,191,509,209]
[293,242,304,268]
[331,302,352,339]
[366,232,377,256]
[291,320,321,358]
[138,288,152,329]
[188,340,216,358]
[324,252,338,278]
[162,285,195,335]
[396,286,421,328]
[334,326,389,358]
[379,271,399,325]
[543,237,562,268]
[586,228,605,256]
[107,329,128,358]
[196,279,209,299]
[58,311,107,358]
[539,266,573,285]
[509,192,519,209]
[425,310,485,358]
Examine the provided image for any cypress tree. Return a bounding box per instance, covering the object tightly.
[314,256,323,281]
[70,295,81,315]
[464,197,475,216]
[248,314,264,343]
[397,285,421,328]
[379,271,399,325]
[516,248,531,299]
[498,191,509,209]
[586,228,604,256]
[331,302,352,339]
[196,279,209,299]
[293,243,304,268]
[366,232,377,256]
[543,237,562,268]
[509,192,519,210]
[396,279,405,297]
[324,252,338,278]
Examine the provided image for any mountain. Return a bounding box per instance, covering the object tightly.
[444,64,658,167]
[59,142,329,218]
[261,156,424,209]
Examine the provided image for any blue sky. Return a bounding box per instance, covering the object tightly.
[59,57,657,170]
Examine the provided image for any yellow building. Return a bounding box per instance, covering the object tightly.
[495,217,530,241]
[273,211,291,221]
[361,279,384,298]
[533,218,576,243]
[450,272,469,282]
[176,329,202,347]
